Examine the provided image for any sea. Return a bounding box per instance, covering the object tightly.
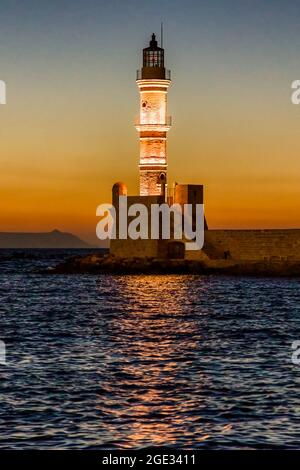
[0,249,299,449]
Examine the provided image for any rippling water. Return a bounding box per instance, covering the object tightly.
[0,249,300,449]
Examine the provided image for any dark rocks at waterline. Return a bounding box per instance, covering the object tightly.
[42,253,300,277]
[45,253,206,275]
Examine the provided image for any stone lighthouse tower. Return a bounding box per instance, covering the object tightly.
[135,33,171,197]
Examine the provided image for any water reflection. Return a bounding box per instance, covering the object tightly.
[1,256,299,449]
[98,275,213,448]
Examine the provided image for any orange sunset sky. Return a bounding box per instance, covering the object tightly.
[1,1,300,245]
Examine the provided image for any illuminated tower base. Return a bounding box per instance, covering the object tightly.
[135,34,171,197]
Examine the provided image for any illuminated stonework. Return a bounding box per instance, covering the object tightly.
[135,34,171,197]
[110,33,206,261]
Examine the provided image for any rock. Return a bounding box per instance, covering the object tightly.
[43,252,300,277]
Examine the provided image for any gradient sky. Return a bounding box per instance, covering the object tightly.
[1,0,300,244]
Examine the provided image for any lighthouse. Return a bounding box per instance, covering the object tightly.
[110,32,205,260]
[135,33,171,197]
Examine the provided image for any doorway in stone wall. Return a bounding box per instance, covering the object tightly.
[167,241,185,259]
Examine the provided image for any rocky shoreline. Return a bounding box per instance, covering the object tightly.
[44,252,300,277]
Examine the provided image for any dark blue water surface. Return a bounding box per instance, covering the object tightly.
[0,249,300,449]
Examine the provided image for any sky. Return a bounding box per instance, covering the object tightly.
[1,0,300,244]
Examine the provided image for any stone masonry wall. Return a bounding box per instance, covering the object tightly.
[201,229,300,261]
[111,229,300,261]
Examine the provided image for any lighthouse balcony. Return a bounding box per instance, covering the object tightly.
[136,68,171,80]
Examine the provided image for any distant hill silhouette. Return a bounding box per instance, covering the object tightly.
[0,229,93,248]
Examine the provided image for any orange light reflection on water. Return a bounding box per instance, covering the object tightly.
[96,275,217,448]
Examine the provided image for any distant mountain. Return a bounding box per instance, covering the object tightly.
[0,230,93,248]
